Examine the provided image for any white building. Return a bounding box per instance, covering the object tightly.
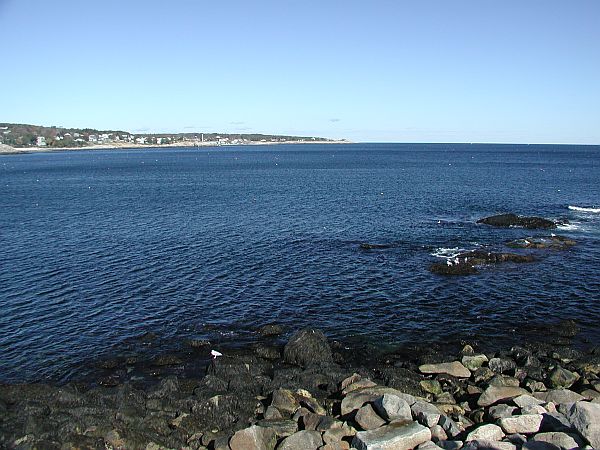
[36,136,46,146]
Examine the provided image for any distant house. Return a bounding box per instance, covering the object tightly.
[36,136,46,146]
[88,135,98,143]
[135,137,147,144]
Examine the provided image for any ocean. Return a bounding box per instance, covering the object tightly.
[1,143,599,383]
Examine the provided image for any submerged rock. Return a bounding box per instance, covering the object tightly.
[506,235,576,250]
[430,250,535,275]
[477,214,557,229]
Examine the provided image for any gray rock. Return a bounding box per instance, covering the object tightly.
[271,388,300,415]
[258,323,284,336]
[278,430,323,450]
[411,400,442,427]
[419,362,471,378]
[417,441,444,450]
[489,358,517,374]
[437,440,463,450]
[565,401,600,448]
[462,355,489,371]
[466,424,505,442]
[540,411,573,433]
[256,419,298,437]
[522,442,561,450]
[264,405,283,420]
[521,404,548,415]
[429,424,448,442]
[283,328,334,368]
[352,421,431,450]
[478,386,529,407]
[489,404,518,420]
[462,440,517,450]
[355,404,386,430]
[532,431,585,449]
[499,414,543,434]
[373,393,412,421]
[435,392,456,405]
[420,380,443,396]
[489,375,520,387]
[439,415,462,438]
[548,368,579,389]
[513,395,545,408]
[341,386,415,416]
[229,425,277,450]
[534,389,584,405]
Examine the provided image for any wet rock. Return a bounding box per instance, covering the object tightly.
[352,421,431,450]
[478,386,529,407]
[255,344,281,360]
[466,424,505,442]
[283,328,334,368]
[189,338,211,348]
[257,324,284,336]
[565,401,600,448]
[419,362,471,378]
[256,419,298,437]
[151,354,183,366]
[229,425,277,450]
[506,235,576,250]
[430,262,478,275]
[373,393,412,421]
[498,414,543,434]
[355,404,386,430]
[548,367,579,389]
[477,214,557,229]
[462,355,489,371]
[489,358,517,375]
[420,380,443,396]
[278,430,323,450]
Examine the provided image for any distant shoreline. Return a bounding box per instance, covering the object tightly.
[0,140,349,155]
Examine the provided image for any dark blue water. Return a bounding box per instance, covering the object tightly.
[1,143,600,382]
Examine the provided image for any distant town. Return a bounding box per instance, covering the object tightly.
[0,123,343,151]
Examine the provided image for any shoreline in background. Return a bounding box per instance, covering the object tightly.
[0,140,350,155]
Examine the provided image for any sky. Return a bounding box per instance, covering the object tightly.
[0,0,599,143]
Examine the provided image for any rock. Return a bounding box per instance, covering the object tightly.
[255,344,281,360]
[489,404,518,420]
[489,375,521,388]
[429,425,448,442]
[439,415,462,438]
[189,338,211,348]
[548,368,579,389]
[489,358,517,374]
[437,441,463,450]
[360,243,396,250]
[372,394,412,421]
[258,324,284,336]
[341,386,415,416]
[540,412,573,433]
[283,328,334,368]
[278,430,323,450]
[513,395,545,408]
[435,392,456,405]
[417,442,444,450]
[532,431,585,449]
[581,389,600,400]
[229,425,277,450]
[521,404,547,415]
[256,419,298,437]
[429,262,478,275]
[466,424,505,442]
[323,426,356,445]
[462,355,489,371]
[498,414,543,434]
[271,388,300,415]
[151,354,183,366]
[264,405,283,420]
[462,441,517,450]
[419,362,471,378]
[521,442,561,450]
[478,386,529,407]
[534,389,584,405]
[565,401,600,448]
[477,214,557,229]
[352,421,432,450]
[355,404,386,430]
[420,380,443,396]
[591,379,600,393]
[411,400,442,427]
[342,378,378,395]
[506,235,576,250]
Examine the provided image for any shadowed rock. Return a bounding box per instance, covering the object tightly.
[283,328,334,368]
[477,214,557,229]
[430,250,535,276]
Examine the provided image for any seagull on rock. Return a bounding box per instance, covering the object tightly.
[210,350,222,360]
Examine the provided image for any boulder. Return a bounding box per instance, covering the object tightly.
[534,389,584,405]
[548,368,579,389]
[565,401,600,448]
[352,421,431,450]
[506,235,576,250]
[488,358,517,374]
[355,404,386,430]
[420,380,443,396]
[466,424,505,442]
[463,441,517,450]
[229,425,277,450]
[271,389,300,415]
[257,324,284,336]
[278,430,323,450]
[283,328,334,368]
[531,431,585,449]
[256,419,298,437]
[411,400,442,427]
[512,395,545,408]
[341,386,415,416]
[498,414,543,434]
[372,394,412,421]
[418,362,471,378]
[478,386,529,407]
[462,355,489,371]
[477,214,557,229]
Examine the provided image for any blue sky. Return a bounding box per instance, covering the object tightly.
[1,0,598,143]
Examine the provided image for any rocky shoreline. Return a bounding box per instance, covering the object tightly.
[1,324,599,450]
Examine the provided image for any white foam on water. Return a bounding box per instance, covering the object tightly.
[557,222,582,231]
[568,205,600,213]
[431,247,465,259]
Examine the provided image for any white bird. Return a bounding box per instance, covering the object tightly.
[210,350,222,359]
[446,259,452,266]
[454,257,460,265]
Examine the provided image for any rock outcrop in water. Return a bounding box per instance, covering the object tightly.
[430,251,536,276]
[2,328,600,449]
[477,214,558,229]
[506,235,576,250]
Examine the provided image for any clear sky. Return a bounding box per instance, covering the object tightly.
[1,0,599,143]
